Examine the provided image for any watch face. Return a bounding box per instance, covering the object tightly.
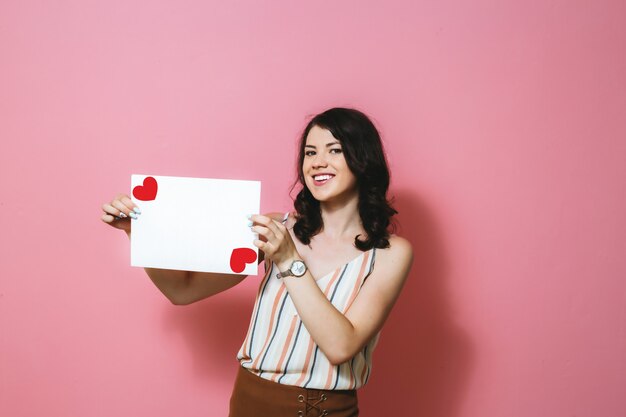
[291,260,306,277]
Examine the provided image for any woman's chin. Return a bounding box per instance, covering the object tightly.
[313,191,358,206]
[310,191,332,202]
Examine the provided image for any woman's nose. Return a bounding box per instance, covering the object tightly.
[312,152,328,168]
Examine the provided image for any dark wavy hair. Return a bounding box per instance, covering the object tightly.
[290,107,397,250]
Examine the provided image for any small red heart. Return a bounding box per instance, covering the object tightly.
[133,176,158,201]
[230,248,257,273]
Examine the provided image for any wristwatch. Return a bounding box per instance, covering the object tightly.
[276,260,307,279]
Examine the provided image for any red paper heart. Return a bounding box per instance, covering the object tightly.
[230,248,257,273]
[133,176,158,201]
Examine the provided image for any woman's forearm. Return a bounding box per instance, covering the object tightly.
[125,229,192,305]
[143,267,191,305]
[281,271,359,365]
[126,230,246,305]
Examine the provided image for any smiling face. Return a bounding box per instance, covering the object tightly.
[302,125,358,203]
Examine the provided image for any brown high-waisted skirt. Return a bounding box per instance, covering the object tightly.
[229,366,359,417]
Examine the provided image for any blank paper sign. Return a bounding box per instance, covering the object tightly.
[130,174,261,275]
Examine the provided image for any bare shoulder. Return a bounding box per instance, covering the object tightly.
[388,234,413,253]
[377,235,413,266]
[368,234,413,287]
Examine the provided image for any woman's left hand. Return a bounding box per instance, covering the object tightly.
[249,214,300,270]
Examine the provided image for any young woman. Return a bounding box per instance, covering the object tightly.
[101,108,413,416]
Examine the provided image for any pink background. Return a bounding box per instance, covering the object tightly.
[1,1,625,416]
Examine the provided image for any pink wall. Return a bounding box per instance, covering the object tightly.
[1,1,625,416]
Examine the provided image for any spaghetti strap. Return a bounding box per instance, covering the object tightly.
[281,211,290,224]
[363,247,376,283]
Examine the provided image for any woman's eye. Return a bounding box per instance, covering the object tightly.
[305,151,316,156]
[330,148,343,154]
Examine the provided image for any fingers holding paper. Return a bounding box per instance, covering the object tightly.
[249,214,300,269]
[101,193,142,232]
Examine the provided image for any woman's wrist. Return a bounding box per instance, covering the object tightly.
[277,259,295,272]
[276,253,303,273]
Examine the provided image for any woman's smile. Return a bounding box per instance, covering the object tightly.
[303,126,357,201]
[312,173,335,186]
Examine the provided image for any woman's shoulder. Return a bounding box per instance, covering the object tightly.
[374,234,413,268]
[357,234,412,299]
[374,234,411,251]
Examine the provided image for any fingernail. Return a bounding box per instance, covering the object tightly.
[129,212,137,219]
[133,207,142,214]
[247,221,253,227]
[247,214,252,219]
[119,212,127,218]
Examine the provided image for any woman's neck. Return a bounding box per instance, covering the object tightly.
[318,194,363,240]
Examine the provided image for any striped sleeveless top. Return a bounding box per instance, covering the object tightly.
[237,213,379,390]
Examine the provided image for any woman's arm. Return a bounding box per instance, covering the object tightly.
[144,268,247,305]
[251,215,413,365]
[128,212,285,305]
[280,236,412,365]
[103,194,257,305]
[122,230,247,305]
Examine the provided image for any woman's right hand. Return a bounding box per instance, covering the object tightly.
[101,193,141,234]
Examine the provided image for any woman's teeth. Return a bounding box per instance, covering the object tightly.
[313,174,334,185]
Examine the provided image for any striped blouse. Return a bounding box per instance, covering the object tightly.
[237,214,379,390]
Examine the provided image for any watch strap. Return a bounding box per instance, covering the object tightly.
[276,259,306,279]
